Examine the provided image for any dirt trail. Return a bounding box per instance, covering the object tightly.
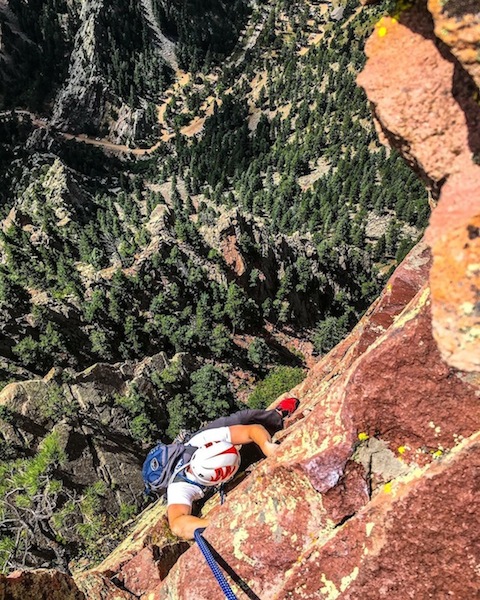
[2,68,203,156]
[66,70,199,154]
[1,0,275,158]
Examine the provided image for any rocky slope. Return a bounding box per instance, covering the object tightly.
[1,0,249,143]
[0,352,170,571]
[0,142,323,376]
[1,0,479,597]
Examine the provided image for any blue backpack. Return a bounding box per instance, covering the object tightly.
[142,442,194,496]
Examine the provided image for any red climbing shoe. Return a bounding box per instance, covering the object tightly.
[275,397,300,418]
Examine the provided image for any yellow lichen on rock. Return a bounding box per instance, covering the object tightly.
[319,573,339,600]
[340,567,359,592]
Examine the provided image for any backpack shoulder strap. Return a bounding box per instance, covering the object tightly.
[168,446,206,490]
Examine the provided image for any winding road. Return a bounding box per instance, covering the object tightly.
[1,103,178,157]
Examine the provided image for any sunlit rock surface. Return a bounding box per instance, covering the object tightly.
[357,0,480,372]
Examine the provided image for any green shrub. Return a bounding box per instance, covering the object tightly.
[190,365,236,419]
[0,405,14,423]
[115,385,158,443]
[158,361,184,386]
[248,366,305,409]
[130,414,155,442]
[41,385,79,423]
[166,393,191,440]
[210,324,232,358]
[118,503,137,523]
[11,431,67,496]
[115,388,145,415]
[0,537,15,574]
[166,365,238,439]
[247,338,271,367]
[313,315,350,355]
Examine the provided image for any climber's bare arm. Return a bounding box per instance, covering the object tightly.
[168,504,209,540]
[168,425,276,538]
[229,424,278,457]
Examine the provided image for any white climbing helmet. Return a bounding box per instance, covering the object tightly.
[190,441,240,487]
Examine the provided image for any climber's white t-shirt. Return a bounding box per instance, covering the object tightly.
[166,426,232,507]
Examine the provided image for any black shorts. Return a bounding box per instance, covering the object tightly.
[198,408,284,437]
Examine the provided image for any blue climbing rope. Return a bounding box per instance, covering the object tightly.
[194,528,238,600]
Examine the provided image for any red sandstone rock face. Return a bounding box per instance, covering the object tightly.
[276,432,480,599]
[73,502,191,597]
[357,0,480,372]
[120,546,164,596]
[220,234,247,276]
[75,572,135,599]
[427,171,480,372]
[150,253,479,599]
[290,240,431,421]
[429,0,480,91]
[0,570,85,599]
[347,286,480,455]
[357,6,474,186]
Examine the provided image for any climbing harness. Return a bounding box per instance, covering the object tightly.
[194,528,238,600]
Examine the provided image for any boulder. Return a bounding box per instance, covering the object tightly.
[74,572,134,599]
[357,0,480,372]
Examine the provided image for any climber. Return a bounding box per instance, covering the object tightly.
[166,397,300,539]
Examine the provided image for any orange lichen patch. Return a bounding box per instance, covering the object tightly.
[427,165,480,246]
[427,163,480,372]
[429,213,480,372]
[428,0,480,89]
